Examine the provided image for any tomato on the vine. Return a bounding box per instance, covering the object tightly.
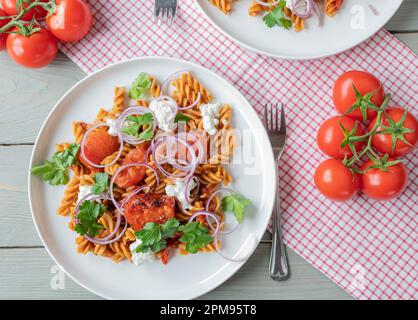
[0,9,11,51]
[333,70,385,121]
[6,27,57,68]
[0,0,48,21]
[314,158,360,202]
[46,0,93,43]
[361,158,408,201]
[316,116,365,159]
[369,107,418,157]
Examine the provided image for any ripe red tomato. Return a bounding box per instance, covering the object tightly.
[0,0,48,21]
[333,70,385,121]
[316,116,365,159]
[6,27,57,68]
[361,159,408,201]
[78,128,120,168]
[114,143,149,189]
[0,9,11,51]
[369,107,418,157]
[314,158,360,202]
[46,0,93,43]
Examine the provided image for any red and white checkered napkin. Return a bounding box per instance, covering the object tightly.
[61,0,418,300]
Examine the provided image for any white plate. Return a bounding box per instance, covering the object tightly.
[196,0,403,60]
[28,57,276,300]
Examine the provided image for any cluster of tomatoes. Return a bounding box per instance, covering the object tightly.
[0,0,92,68]
[314,70,417,202]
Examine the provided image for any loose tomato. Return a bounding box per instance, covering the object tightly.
[314,158,360,201]
[0,0,48,21]
[114,143,149,189]
[125,193,176,231]
[6,27,57,68]
[369,107,418,157]
[0,9,11,51]
[317,116,365,159]
[46,0,92,43]
[333,70,385,121]
[78,128,120,168]
[361,159,408,201]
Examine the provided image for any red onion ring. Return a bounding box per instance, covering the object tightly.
[291,0,314,19]
[205,188,240,235]
[253,0,280,7]
[109,162,160,210]
[188,211,221,237]
[213,234,257,262]
[185,175,200,203]
[176,131,205,164]
[80,123,124,169]
[160,70,201,110]
[74,192,124,245]
[116,106,156,145]
[151,135,197,181]
[313,0,324,26]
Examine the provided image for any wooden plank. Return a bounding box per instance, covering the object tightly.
[0,31,417,144]
[385,0,418,32]
[0,145,272,247]
[0,52,85,144]
[0,246,351,300]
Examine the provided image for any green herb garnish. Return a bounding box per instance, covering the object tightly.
[178,222,213,254]
[120,113,154,141]
[134,219,180,253]
[174,113,192,123]
[74,200,106,237]
[221,193,251,224]
[129,72,151,99]
[263,1,292,30]
[31,143,79,186]
[91,172,109,195]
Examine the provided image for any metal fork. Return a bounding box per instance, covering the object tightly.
[264,103,290,281]
[154,0,178,25]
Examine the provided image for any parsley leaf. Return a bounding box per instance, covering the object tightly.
[221,193,251,224]
[31,143,79,186]
[263,1,292,30]
[74,200,106,237]
[178,222,213,254]
[129,72,151,99]
[174,113,191,123]
[134,218,180,253]
[55,143,80,167]
[91,172,109,195]
[120,113,154,140]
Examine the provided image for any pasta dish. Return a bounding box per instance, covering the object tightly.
[208,0,344,32]
[31,71,253,266]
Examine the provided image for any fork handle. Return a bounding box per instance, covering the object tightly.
[269,163,290,281]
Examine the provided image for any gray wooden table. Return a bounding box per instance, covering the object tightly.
[0,1,417,300]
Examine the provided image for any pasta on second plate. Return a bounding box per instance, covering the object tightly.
[209,0,344,32]
[31,71,253,266]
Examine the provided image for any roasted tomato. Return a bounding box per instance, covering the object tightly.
[78,128,120,168]
[316,116,365,159]
[333,70,385,121]
[125,193,176,231]
[369,107,418,157]
[314,158,360,202]
[361,159,408,201]
[114,143,149,189]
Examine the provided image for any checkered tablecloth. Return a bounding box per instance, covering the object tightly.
[60,0,418,300]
